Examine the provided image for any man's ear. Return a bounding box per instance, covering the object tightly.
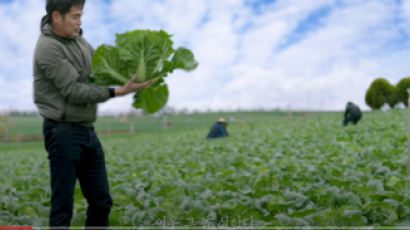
[51,11,62,24]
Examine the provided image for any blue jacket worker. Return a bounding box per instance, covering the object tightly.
[343,102,362,126]
[207,118,229,139]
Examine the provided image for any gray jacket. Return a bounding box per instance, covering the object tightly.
[33,16,112,126]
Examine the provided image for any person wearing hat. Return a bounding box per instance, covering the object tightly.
[207,118,229,139]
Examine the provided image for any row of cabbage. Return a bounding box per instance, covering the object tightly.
[1,110,409,228]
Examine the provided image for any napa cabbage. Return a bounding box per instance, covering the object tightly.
[91,29,198,113]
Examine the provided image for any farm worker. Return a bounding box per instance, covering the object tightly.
[343,101,362,126]
[33,0,152,228]
[207,118,229,139]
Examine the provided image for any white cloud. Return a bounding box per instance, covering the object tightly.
[1,0,410,114]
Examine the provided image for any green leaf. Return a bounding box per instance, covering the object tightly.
[115,30,174,82]
[169,47,199,71]
[312,207,367,226]
[133,78,169,114]
[367,179,384,192]
[91,44,128,85]
[364,201,398,225]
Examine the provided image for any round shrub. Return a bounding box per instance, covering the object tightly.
[387,87,399,109]
[365,78,395,110]
[396,77,410,107]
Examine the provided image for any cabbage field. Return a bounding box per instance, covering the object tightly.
[1,110,410,228]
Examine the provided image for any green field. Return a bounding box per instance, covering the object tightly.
[1,110,410,228]
[2,111,297,140]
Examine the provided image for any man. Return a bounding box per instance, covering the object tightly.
[206,118,229,139]
[343,101,362,126]
[33,0,151,228]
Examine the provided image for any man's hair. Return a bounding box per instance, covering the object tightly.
[46,0,85,21]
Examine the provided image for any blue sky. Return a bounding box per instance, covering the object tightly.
[277,4,333,51]
[1,0,410,113]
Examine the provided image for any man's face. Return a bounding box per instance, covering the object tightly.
[52,5,83,38]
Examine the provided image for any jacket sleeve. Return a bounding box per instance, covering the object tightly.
[36,40,111,105]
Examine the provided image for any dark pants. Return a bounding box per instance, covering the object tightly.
[43,119,113,229]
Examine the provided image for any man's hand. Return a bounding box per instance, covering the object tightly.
[115,75,152,97]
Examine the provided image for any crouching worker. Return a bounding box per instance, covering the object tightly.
[207,118,229,139]
[343,101,362,126]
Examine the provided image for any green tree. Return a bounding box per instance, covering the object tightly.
[387,87,399,109]
[365,78,396,110]
[396,77,410,107]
